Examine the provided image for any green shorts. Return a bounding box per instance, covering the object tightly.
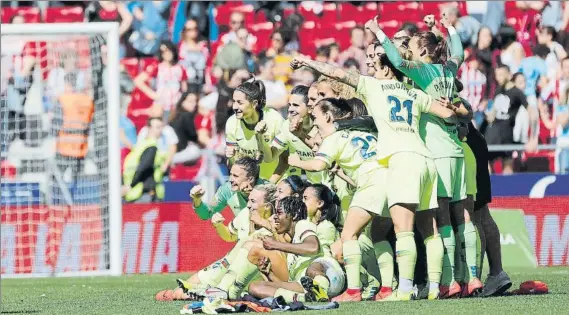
[462,142,478,197]
[434,157,467,202]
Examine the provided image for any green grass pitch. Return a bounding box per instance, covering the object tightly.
[2,267,568,315]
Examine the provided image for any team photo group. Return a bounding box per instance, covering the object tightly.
[156,14,513,305]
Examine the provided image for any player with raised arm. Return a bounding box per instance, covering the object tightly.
[156,183,278,301]
[369,14,481,297]
[225,79,284,182]
[286,98,390,302]
[291,49,456,300]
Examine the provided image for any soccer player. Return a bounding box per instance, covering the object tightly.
[156,183,277,301]
[465,121,512,297]
[291,48,457,300]
[259,85,323,184]
[225,79,284,181]
[299,184,344,301]
[287,98,389,302]
[208,197,320,301]
[190,157,263,219]
[370,16,481,297]
[275,175,308,202]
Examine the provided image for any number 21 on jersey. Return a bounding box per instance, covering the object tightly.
[388,96,413,126]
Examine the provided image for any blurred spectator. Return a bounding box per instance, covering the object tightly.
[221,12,257,52]
[400,22,420,37]
[84,1,133,38]
[179,18,209,86]
[52,73,94,183]
[473,26,499,96]
[46,51,86,104]
[497,25,525,74]
[519,44,549,108]
[338,26,366,74]
[442,4,481,48]
[122,117,168,203]
[129,1,171,57]
[552,86,569,174]
[214,39,247,71]
[315,45,330,63]
[280,13,303,53]
[201,68,249,117]
[169,85,205,165]
[364,29,376,47]
[343,58,360,73]
[518,1,564,31]
[512,73,531,145]
[459,52,487,128]
[536,26,568,80]
[482,1,505,36]
[257,54,288,113]
[136,106,178,172]
[328,43,340,66]
[134,40,188,122]
[266,30,293,87]
[485,68,528,174]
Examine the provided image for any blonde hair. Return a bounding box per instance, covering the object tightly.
[253,183,277,215]
[317,76,356,100]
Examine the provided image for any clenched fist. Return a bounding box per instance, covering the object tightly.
[423,15,436,28]
[189,185,205,200]
[290,55,309,70]
[225,145,237,159]
[255,120,268,134]
[211,213,225,226]
[440,13,453,29]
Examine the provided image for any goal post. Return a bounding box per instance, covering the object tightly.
[1,23,122,277]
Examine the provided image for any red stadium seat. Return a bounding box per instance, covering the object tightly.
[379,20,403,38]
[120,58,140,79]
[339,2,378,24]
[1,7,41,23]
[523,151,556,173]
[249,22,274,54]
[215,4,255,26]
[321,3,339,25]
[45,6,84,23]
[0,160,17,179]
[298,21,318,57]
[169,160,203,181]
[380,2,420,23]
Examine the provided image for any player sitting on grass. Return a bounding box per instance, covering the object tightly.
[298,184,346,302]
[205,196,321,301]
[156,183,277,301]
[286,97,389,302]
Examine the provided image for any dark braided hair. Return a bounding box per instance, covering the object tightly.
[278,196,307,221]
[234,157,260,184]
[307,184,342,231]
[282,175,308,197]
[236,78,267,114]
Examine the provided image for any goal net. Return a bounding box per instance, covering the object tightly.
[1,23,121,277]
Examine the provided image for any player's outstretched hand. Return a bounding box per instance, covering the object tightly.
[211,213,225,226]
[254,120,268,134]
[364,16,380,34]
[190,185,205,200]
[440,13,453,29]
[438,96,455,110]
[290,55,308,70]
[423,14,436,28]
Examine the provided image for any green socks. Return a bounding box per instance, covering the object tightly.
[439,225,456,286]
[374,241,394,288]
[343,240,362,290]
[424,233,444,287]
[314,275,330,293]
[217,248,259,299]
[395,232,417,292]
[461,222,479,281]
[275,288,304,303]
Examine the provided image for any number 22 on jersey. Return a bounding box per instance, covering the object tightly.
[351,135,377,159]
[389,96,413,126]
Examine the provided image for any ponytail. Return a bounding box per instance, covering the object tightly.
[236,77,267,113]
[309,184,343,231]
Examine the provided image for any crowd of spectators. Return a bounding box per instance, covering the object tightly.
[1,0,569,190]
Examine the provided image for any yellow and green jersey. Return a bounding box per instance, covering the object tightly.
[228,208,273,241]
[315,129,380,185]
[356,77,434,164]
[225,107,285,180]
[193,180,264,220]
[287,219,322,281]
[316,220,339,258]
[272,119,323,184]
[381,32,464,159]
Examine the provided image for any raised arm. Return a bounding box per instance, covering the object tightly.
[440,16,465,73]
[190,183,231,220]
[291,56,360,89]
